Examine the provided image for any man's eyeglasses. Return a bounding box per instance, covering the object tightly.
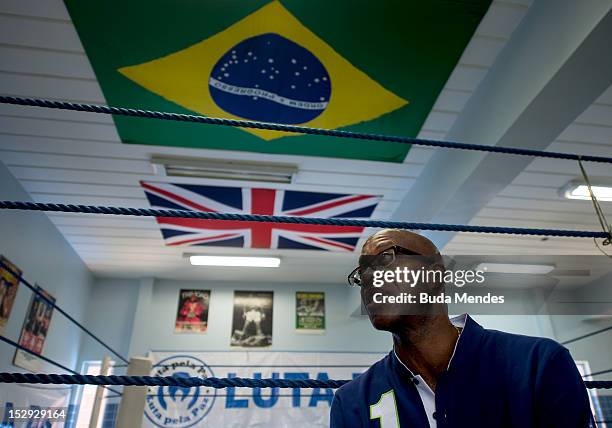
[347,246,423,287]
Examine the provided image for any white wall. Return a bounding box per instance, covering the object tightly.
[79,275,556,362]
[549,272,612,386]
[81,279,387,363]
[0,161,93,373]
[77,278,139,364]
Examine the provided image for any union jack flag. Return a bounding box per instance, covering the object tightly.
[141,182,380,251]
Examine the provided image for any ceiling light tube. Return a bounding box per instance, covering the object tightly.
[561,180,612,201]
[189,255,281,268]
[476,263,555,274]
[151,155,297,184]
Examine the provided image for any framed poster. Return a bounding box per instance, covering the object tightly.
[0,255,22,334]
[296,292,325,333]
[174,289,210,333]
[230,291,273,347]
[13,285,55,372]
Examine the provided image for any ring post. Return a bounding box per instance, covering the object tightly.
[116,356,153,428]
[88,356,112,428]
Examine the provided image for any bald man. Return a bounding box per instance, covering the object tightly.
[330,229,593,428]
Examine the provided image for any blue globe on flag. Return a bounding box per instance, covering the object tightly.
[209,33,331,124]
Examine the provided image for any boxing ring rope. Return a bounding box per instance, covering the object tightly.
[0,95,610,394]
[562,324,612,381]
[0,306,610,390]
[562,324,612,346]
[113,363,372,368]
[0,334,122,396]
[586,368,612,378]
[0,201,609,240]
[0,372,609,390]
[0,259,129,364]
[0,95,609,243]
[1,95,612,164]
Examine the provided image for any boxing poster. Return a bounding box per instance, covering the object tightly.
[230,291,273,347]
[296,292,325,333]
[174,289,210,333]
[0,255,22,334]
[13,285,55,372]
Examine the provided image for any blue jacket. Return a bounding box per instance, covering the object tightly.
[330,316,593,427]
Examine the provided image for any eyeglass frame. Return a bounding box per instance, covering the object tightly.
[347,245,432,287]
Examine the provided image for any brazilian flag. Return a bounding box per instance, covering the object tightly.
[65,0,491,162]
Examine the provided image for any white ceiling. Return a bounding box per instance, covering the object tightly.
[444,85,612,255]
[0,0,611,283]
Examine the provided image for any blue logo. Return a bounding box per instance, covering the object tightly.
[145,355,216,428]
[209,33,331,124]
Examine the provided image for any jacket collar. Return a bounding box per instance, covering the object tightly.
[447,314,484,372]
[389,314,484,378]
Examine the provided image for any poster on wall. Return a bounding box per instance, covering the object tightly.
[13,285,55,372]
[296,292,325,333]
[0,255,22,334]
[230,291,273,347]
[174,289,211,333]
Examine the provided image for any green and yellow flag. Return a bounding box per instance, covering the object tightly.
[65,0,491,162]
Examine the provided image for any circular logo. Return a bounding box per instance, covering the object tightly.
[209,33,331,124]
[144,355,216,428]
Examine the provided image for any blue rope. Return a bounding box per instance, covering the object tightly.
[0,200,609,240]
[0,259,129,364]
[0,335,122,396]
[1,95,612,164]
[0,372,348,388]
[0,372,608,389]
[561,324,612,346]
[584,368,612,378]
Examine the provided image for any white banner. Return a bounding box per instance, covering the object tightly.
[0,383,72,426]
[143,351,385,428]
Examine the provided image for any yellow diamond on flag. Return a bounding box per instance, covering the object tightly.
[118,1,407,140]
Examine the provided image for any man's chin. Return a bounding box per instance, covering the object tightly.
[368,313,401,332]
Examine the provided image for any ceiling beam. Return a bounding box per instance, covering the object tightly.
[392,0,612,249]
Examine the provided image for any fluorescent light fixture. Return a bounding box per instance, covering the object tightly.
[561,180,612,201]
[189,255,281,268]
[151,155,297,184]
[476,263,555,274]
